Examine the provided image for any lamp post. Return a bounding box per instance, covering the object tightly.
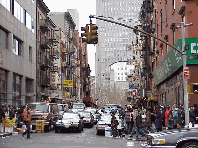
[176,22,193,127]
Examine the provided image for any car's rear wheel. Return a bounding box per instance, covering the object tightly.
[181,142,198,148]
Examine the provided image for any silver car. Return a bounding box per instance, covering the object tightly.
[54,112,83,133]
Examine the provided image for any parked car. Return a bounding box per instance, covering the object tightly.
[54,112,83,133]
[142,126,198,148]
[28,102,59,132]
[80,111,94,127]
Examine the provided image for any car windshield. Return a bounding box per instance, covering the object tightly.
[63,113,78,119]
[58,105,64,111]
[28,104,48,113]
[83,113,90,117]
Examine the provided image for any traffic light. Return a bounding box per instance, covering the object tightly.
[90,23,98,44]
[81,25,90,43]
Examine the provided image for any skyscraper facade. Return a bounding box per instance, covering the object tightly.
[95,0,143,98]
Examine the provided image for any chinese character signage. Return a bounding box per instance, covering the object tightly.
[63,79,73,87]
[153,39,182,85]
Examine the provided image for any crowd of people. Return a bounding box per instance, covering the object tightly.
[0,104,32,139]
[110,103,198,140]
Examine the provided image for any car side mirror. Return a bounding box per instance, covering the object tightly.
[80,117,84,119]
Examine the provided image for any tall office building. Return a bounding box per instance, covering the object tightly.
[67,9,79,31]
[95,0,143,95]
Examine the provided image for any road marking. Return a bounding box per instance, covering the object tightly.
[127,142,134,147]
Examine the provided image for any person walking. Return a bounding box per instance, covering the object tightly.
[145,107,151,133]
[173,107,179,129]
[0,105,5,132]
[22,107,31,139]
[135,109,146,140]
[189,105,196,127]
[124,107,131,134]
[165,106,171,129]
[155,106,162,132]
[111,112,119,138]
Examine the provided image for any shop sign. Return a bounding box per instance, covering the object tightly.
[153,39,183,85]
[186,38,198,64]
[62,48,67,53]
[63,79,73,87]
[153,38,198,85]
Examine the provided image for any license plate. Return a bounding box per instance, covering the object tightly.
[64,125,69,128]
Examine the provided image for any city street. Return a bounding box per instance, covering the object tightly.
[0,125,145,148]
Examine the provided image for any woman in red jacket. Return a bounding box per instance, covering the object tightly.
[165,107,171,129]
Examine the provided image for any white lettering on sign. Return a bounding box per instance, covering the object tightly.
[191,43,198,53]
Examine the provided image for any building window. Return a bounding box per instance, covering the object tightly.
[0,69,7,104]
[118,77,120,80]
[25,78,33,104]
[0,0,10,11]
[0,28,8,49]
[12,36,22,56]
[13,73,21,105]
[29,46,32,62]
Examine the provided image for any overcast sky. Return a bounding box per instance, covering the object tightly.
[43,0,96,76]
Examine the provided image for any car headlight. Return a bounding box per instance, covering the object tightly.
[153,139,165,145]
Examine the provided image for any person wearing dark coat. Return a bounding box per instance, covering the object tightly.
[193,104,198,124]
[111,112,119,137]
[155,106,162,132]
[189,105,196,127]
[135,110,146,140]
[0,105,6,132]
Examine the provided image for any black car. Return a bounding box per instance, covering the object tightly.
[142,127,198,148]
[54,112,83,133]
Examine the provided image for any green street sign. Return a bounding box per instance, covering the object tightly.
[186,38,198,64]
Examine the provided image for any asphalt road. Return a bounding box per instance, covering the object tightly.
[0,125,146,148]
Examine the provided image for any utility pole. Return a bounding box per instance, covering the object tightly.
[176,22,193,127]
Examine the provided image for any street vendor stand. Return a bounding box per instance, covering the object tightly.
[2,117,16,133]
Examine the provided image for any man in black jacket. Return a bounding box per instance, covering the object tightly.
[0,104,5,132]
[135,110,146,140]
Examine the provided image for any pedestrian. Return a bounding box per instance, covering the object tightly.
[135,109,146,140]
[173,107,179,129]
[124,107,131,134]
[193,104,198,124]
[155,106,162,132]
[161,106,166,128]
[111,112,119,138]
[165,106,171,129]
[0,104,5,132]
[179,106,185,128]
[189,105,196,127]
[22,107,31,139]
[129,108,133,137]
[145,107,151,132]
